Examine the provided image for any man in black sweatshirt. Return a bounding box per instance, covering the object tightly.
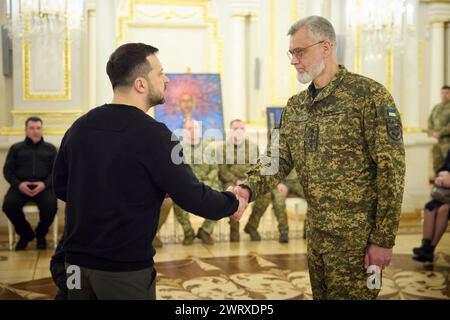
[52,43,246,300]
[3,116,57,250]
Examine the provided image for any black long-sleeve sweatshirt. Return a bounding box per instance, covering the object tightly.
[3,137,57,188]
[53,104,238,272]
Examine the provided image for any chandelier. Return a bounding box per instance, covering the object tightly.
[346,0,415,57]
[4,0,85,40]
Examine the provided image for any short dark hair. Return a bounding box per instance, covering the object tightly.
[106,43,159,89]
[25,116,42,127]
[442,85,450,91]
[230,119,244,127]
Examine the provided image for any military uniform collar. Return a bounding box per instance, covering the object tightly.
[305,65,347,104]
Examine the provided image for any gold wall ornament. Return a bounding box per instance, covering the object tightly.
[8,108,83,130]
[386,48,394,94]
[116,0,221,74]
[22,17,71,101]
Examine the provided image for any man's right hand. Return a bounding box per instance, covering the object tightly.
[227,186,250,221]
[18,181,34,197]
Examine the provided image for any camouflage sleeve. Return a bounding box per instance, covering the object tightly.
[218,165,238,186]
[438,122,450,137]
[427,108,434,134]
[363,85,406,248]
[206,164,221,190]
[244,105,295,201]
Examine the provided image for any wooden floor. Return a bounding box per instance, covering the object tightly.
[0,223,449,300]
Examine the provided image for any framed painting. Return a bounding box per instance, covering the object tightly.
[155,73,225,139]
[266,106,284,132]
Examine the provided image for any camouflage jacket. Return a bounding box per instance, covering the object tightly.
[245,65,405,250]
[182,140,221,191]
[428,100,450,142]
[218,139,260,189]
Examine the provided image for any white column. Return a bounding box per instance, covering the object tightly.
[429,21,445,110]
[402,38,420,129]
[229,14,247,121]
[95,0,116,106]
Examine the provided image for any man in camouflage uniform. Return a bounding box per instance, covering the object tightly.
[244,185,290,243]
[173,119,221,245]
[218,119,258,242]
[236,16,405,300]
[244,169,306,243]
[218,119,290,242]
[428,85,450,172]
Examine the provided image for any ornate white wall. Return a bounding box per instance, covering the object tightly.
[0,0,449,226]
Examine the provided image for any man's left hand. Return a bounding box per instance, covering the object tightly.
[30,181,46,197]
[364,243,392,271]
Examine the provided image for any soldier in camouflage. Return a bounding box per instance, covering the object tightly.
[428,85,450,172]
[218,119,259,242]
[172,119,221,245]
[236,16,405,300]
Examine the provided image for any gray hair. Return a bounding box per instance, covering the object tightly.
[288,16,336,45]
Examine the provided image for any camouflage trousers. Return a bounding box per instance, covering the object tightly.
[307,228,380,300]
[284,180,304,198]
[157,198,173,232]
[432,142,450,173]
[245,190,289,234]
[173,204,217,237]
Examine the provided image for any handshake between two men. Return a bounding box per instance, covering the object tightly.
[227,184,252,221]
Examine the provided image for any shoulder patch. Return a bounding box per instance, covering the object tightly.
[386,108,402,141]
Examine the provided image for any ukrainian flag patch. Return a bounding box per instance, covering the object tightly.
[387,108,397,117]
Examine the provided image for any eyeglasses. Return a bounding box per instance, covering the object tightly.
[287,40,325,60]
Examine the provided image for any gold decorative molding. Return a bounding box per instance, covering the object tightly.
[116,0,221,74]
[0,127,68,136]
[386,48,394,93]
[22,18,71,101]
[404,127,426,133]
[9,109,83,128]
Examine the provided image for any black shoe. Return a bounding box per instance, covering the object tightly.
[15,235,35,251]
[412,252,434,263]
[36,237,47,250]
[244,224,261,241]
[412,239,433,256]
[279,232,289,243]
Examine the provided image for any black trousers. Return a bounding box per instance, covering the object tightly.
[65,264,157,300]
[2,187,57,238]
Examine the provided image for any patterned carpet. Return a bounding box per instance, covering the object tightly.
[1,252,449,300]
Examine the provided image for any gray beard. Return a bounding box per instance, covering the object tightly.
[297,61,325,84]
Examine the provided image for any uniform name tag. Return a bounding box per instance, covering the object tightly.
[288,115,308,122]
[323,110,346,117]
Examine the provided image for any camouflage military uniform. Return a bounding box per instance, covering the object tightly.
[244,171,305,239]
[173,141,221,243]
[428,100,450,172]
[284,170,304,198]
[245,66,405,300]
[245,189,289,238]
[218,139,260,240]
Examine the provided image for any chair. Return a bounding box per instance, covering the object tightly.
[7,202,58,250]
